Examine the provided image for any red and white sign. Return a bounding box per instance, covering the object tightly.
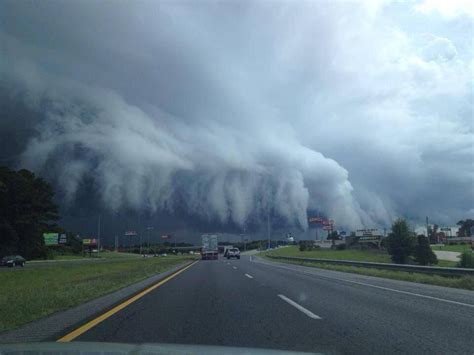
[322,219,334,226]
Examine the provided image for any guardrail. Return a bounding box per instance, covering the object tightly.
[266,255,474,277]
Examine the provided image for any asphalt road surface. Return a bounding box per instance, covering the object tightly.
[74,255,474,354]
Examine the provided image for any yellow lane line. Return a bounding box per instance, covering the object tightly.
[57,260,199,342]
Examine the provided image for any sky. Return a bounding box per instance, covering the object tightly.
[0,0,472,236]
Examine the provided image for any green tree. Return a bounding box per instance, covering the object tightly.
[386,218,415,264]
[413,235,438,265]
[457,219,474,238]
[0,167,59,259]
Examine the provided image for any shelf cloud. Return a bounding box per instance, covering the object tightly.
[1,1,472,230]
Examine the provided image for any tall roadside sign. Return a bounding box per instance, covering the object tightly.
[43,233,59,246]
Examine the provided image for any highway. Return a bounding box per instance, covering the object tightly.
[72,255,474,354]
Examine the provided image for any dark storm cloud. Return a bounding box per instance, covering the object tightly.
[0,0,472,230]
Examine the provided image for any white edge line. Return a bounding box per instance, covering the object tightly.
[233,266,237,269]
[245,273,253,279]
[278,294,322,319]
[256,259,474,309]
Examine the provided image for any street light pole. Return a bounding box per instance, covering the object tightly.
[146,227,154,254]
[139,232,142,256]
[267,212,271,249]
[97,214,101,257]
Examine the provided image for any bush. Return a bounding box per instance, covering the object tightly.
[336,244,346,250]
[458,251,474,268]
[299,241,319,251]
[413,235,437,265]
[299,241,307,251]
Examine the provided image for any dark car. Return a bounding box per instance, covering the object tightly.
[0,255,26,267]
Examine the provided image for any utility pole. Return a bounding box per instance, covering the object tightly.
[146,227,154,254]
[426,216,429,239]
[97,214,101,257]
[267,212,271,249]
[139,232,142,256]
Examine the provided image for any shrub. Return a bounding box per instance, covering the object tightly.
[336,244,346,250]
[299,241,307,251]
[458,251,474,268]
[299,241,318,251]
[413,235,437,265]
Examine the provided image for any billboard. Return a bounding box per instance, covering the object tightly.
[124,231,138,236]
[356,229,380,237]
[308,217,324,224]
[82,238,98,246]
[308,217,334,227]
[161,234,172,240]
[43,233,59,246]
[359,236,381,242]
[58,234,67,244]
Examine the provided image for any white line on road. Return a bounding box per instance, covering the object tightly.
[250,255,253,262]
[245,273,253,279]
[233,266,238,270]
[256,260,474,309]
[278,294,322,319]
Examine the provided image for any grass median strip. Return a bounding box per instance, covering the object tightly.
[0,255,196,333]
[263,256,474,290]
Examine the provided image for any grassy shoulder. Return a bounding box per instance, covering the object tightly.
[262,256,474,290]
[262,247,472,290]
[431,244,472,253]
[266,246,458,267]
[0,254,195,332]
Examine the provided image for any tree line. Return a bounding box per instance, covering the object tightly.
[0,166,61,259]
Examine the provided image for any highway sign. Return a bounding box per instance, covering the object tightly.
[58,234,67,244]
[43,233,59,246]
[82,238,98,246]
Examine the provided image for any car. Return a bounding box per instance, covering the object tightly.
[226,248,240,259]
[0,255,26,268]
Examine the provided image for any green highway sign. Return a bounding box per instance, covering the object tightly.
[43,233,59,246]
